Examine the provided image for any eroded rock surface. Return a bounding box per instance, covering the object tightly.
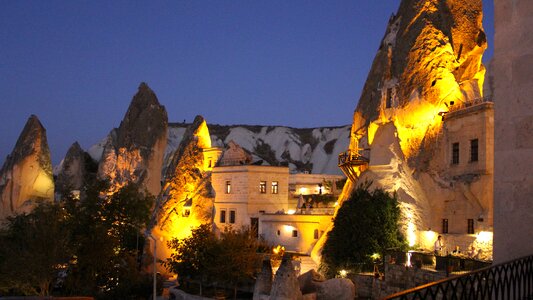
[152,115,215,260]
[98,82,168,196]
[0,115,54,219]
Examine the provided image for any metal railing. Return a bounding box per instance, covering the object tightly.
[384,254,533,300]
[447,96,493,113]
[338,149,369,166]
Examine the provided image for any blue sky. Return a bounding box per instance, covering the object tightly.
[0,1,494,164]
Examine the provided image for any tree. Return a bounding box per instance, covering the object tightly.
[0,201,72,296]
[164,224,218,295]
[321,184,406,277]
[164,225,262,299]
[62,181,154,299]
[214,227,261,299]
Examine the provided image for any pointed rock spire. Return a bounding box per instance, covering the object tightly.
[56,141,95,196]
[98,83,168,196]
[0,114,54,218]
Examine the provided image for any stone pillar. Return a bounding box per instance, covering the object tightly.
[493,0,533,262]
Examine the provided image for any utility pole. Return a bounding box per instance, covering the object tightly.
[146,231,157,300]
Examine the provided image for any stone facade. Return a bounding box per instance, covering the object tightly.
[493,0,533,263]
[260,214,332,254]
[212,165,290,231]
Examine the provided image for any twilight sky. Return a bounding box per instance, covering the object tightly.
[0,1,494,165]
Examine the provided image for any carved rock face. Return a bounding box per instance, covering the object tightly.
[352,0,486,161]
[152,115,215,262]
[97,83,168,196]
[0,115,54,218]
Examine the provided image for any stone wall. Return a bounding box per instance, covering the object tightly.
[353,263,447,299]
[493,0,533,263]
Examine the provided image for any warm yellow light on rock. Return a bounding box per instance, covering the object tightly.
[405,211,417,247]
[195,120,212,149]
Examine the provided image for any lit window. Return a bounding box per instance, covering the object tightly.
[271,181,279,194]
[467,219,474,234]
[470,139,478,162]
[226,181,231,194]
[292,230,298,238]
[314,229,319,240]
[452,143,459,165]
[220,209,226,223]
[442,219,448,234]
[230,210,236,224]
[260,181,267,194]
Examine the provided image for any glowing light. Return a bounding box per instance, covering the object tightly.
[339,270,348,278]
[283,224,294,232]
[370,253,381,261]
[287,209,296,215]
[334,201,339,207]
[406,250,414,267]
[272,245,285,255]
[299,187,308,195]
[476,231,493,244]
[421,230,437,250]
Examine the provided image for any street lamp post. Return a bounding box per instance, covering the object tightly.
[146,231,157,300]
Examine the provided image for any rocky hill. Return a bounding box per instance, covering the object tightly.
[328,0,492,255]
[88,123,350,177]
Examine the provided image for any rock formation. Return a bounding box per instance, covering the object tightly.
[0,115,54,219]
[152,115,215,261]
[55,142,97,198]
[270,257,303,300]
[315,278,355,300]
[253,259,273,300]
[98,82,168,196]
[297,269,325,295]
[323,0,492,258]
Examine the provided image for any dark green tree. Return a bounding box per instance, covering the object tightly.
[164,224,218,295]
[214,227,261,299]
[62,181,154,299]
[0,201,72,296]
[321,184,406,277]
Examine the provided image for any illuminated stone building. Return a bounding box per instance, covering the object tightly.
[211,141,344,254]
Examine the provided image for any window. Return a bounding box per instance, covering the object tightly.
[208,159,212,168]
[292,230,298,237]
[183,209,190,217]
[220,209,226,223]
[386,88,393,108]
[467,219,474,234]
[225,181,231,194]
[452,143,459,165]
[314,229,319,240]
[442,219,449,234]
[260,181,267,194]
[470,139,479,162]
[277,230,280,236]
[229,210,236,224]
[271,181,279,194]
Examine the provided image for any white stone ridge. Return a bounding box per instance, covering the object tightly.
[161,124,351,176]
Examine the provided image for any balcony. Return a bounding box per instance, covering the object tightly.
[338,149,369,182]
